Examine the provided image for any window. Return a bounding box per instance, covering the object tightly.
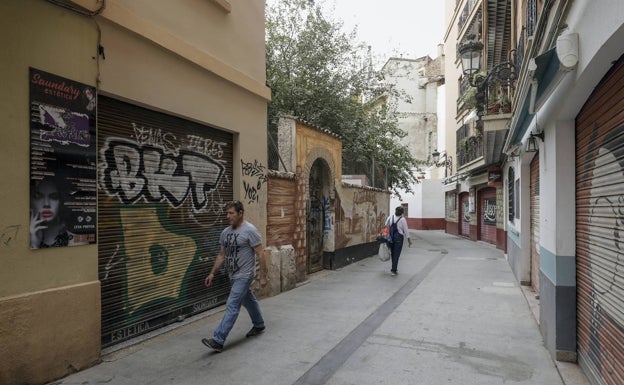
[527,0,537,36]
[515,179,520,219]
[508,167,515,221]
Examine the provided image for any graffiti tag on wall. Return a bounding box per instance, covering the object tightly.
[576,123,624,384]
[241,159,267,204]
[483,198,496,225]
[323,196,332,231]
[100,137,225,212]
[97,96,234,348]
[1,225,20,247]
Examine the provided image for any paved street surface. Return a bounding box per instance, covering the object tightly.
[51,231,568,385]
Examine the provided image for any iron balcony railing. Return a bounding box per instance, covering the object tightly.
[457,0,479,34]
[456,123,483,168]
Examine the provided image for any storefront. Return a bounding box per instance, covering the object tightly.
[576,55,624,385]
[97,96,235,347]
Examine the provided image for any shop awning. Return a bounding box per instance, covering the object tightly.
[507,48,559,146]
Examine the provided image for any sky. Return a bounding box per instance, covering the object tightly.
[324,0,446,65]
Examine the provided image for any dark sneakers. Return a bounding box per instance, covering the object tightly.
[202,328,264,351]
[245,326,266,338]
[202,338,223,352]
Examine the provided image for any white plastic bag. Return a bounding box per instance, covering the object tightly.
[378,242,390,262]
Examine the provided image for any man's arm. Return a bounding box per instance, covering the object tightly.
[205,246,225,287]
[401,218,412,247]
[254,243,268,287]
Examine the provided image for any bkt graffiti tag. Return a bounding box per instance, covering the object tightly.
[100,139,225,211]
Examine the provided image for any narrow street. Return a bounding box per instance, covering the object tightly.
[52,231,567,385]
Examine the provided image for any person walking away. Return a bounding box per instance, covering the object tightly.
[385,206,412,275]
[202,200,268,352]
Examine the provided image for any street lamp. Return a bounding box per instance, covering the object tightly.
[432,149,453,178]
[458,37,483,77]
[525,131,545,153]
[458,35,517,119]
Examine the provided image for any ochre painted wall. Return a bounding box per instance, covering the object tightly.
[0,3,102,384]
[0,0,269,383]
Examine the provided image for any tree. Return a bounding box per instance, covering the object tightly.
[265,0,422,194]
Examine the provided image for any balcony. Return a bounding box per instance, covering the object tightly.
[456,119,508,170]
[458,134,483,167]
[457,0,479,35]
[456,124,481,167]
[457,80,512,117]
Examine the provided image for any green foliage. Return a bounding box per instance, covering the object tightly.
[265,0,421,194]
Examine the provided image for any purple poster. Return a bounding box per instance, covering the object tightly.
[29,68,97,249]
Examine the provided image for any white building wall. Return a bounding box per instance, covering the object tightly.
[391,186,421,218]
[509,0,624,365]
[436,83,446,152]
[422,180,445,218]
[519,0,624,260]
[390,179,444,220]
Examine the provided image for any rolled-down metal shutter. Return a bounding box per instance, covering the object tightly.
[460,193,470,237]
[530,154,540,293]
[478,188,497,245]
[97,96,233,347]
[576,55,624,385]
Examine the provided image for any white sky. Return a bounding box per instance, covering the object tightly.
[324,0,446,64]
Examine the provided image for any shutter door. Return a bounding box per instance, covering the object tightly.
[479,188,497,244]
[460,193,470,237]
[530,155,540,293]
[97,96,234,347]
[576,55,624,385]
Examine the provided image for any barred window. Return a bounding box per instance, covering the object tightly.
[508,167,515,221]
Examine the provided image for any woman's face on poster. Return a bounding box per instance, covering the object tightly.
[32,179,60,222]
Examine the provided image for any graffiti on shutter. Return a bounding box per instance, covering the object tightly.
[530,154,540,293]
[97,96,234,347]
[576,55,624,385]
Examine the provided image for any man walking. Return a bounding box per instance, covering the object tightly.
[202,200,268,352]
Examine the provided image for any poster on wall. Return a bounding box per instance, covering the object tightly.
[29,67,97,249]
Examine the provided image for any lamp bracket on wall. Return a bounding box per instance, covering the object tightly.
[530,131,544,141]
[431,149,453,178]
[525,130,544,153]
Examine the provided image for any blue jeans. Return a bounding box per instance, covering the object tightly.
[213,276,265,344]
[390,233,404,273]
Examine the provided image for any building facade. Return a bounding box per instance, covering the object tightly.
[380,56,441,162]
[446,1,624,384]
[504,1,624,384]
[381,55,447,229]
[443,0,511,250]
[0,1,270,384]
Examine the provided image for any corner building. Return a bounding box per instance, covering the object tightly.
[445,1,624,384]
[0,1,270,384]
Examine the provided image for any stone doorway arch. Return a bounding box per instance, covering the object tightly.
[302,149,336,274]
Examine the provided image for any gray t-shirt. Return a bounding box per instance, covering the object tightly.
[220,221,262,279]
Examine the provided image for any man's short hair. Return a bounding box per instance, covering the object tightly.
[225,200,244,213]
[395,206,404,216]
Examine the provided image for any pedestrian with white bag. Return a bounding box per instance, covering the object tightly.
[383,206,411,275]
